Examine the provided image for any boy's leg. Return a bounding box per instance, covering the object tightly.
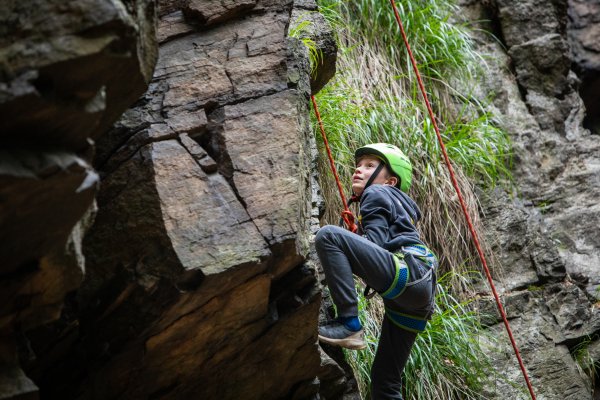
[315,225,397,317]
[370,317,417,400]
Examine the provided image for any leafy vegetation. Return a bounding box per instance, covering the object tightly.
[313,0,511,288]
[288,14,323,77]
[572,337,600,396]
[311,0,515,398]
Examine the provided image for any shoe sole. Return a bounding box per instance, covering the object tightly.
[318,332,367,350]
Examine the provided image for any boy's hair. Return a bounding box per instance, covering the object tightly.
[381,164,399,181]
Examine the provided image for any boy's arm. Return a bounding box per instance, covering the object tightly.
[360,188,393,247]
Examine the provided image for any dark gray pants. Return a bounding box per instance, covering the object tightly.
[315,225,434,400]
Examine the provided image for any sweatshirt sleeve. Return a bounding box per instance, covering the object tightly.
[359,188,393,247]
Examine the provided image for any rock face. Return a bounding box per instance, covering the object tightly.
[0,0,157,151]
[0,1,157,399]
[19,1,340,399]
[460,0,600,397]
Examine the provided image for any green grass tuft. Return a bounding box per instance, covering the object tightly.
[572,337,600,396]
[313,0,512,289]
[289,14,324,77]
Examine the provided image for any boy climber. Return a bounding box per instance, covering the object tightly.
[315,143,437,400]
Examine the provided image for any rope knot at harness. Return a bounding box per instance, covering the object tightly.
[340,209,358,233]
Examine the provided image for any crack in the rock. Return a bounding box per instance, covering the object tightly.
[214,132,254,217]
[189,111,271,246]
[226,32,239,62]
[177,135,212,174]
[216,136,271,245]
[232,167,252,175]
[219,86,290,110]
[224,68,236,96]
[100,129,178,177]
[96,122,151,170]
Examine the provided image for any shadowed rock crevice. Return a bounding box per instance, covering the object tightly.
[270,263,319,302]
[199,108,250,209]
[567,0,600,135]
[178,133,218,173]
[579,71,600,134]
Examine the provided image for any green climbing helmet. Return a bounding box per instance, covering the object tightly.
[355,143,412,192]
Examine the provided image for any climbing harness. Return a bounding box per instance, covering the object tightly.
[380,253,410,300]
[310,1,538,398]
[363,244,436,299]
[365,244,437,332]
[380,245,436,299]
[385,307,428,333]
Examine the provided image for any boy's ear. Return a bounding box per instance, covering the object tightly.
[387,176,398,187]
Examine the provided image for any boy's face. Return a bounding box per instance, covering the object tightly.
[352,155,397,196]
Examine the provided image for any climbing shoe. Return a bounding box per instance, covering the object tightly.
[318,320,366,350]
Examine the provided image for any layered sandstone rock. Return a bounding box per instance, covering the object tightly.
[6,0,598,398]
[21,1,341,399]
[0,1,157,398]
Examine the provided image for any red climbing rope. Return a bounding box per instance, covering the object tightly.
[311,95,358,233]
[387,0,537,398]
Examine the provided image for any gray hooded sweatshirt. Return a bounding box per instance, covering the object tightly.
[357,184,424,251]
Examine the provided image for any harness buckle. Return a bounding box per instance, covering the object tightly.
[363,285,377,299]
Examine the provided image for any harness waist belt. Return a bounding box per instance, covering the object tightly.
[402,244,437,268]
[380,244,436,301]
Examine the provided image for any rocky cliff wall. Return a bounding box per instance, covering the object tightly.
[0,0,157,398]
[459,0,600,398]
[8,0,347,399]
